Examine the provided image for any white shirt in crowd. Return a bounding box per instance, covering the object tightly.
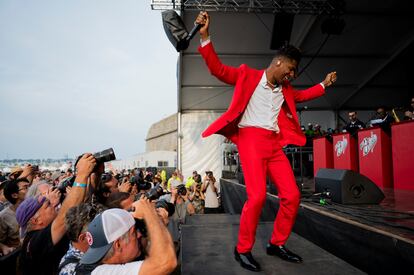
[92,261,142,275]
[204,180,220,208]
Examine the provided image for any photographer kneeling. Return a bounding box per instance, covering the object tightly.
[76,197,176,275]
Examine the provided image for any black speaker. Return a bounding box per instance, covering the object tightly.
[161,10,189,52]
[315,169,385,204]
[270,12,295,50]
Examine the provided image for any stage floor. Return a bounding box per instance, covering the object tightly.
[219,178,414,274]
[299,178,414,242]
[181,214,365,275]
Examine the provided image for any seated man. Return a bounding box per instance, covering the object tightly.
[344,111,365,136]
[370,107,395,133]
[16,153,97,275]
[76,198,177,275]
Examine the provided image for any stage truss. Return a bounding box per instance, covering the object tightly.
[150,0,343,14]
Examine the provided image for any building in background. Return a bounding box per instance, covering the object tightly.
[145,114,177,152]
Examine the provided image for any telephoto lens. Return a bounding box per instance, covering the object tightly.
[93,148,116,163]
[145,183,165,201]
[155,200,175,217]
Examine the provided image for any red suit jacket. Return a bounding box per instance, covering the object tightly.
[199,42,325,146]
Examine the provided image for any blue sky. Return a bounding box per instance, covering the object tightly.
[0,0,179,159]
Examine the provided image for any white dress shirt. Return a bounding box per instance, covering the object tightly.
[238,72,285,132]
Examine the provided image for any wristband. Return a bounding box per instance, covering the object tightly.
[73,182,87,188]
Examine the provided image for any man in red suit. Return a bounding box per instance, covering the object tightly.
[196,12,337,272]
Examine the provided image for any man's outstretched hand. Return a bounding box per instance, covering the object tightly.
[322,71,337,87]
[196,11,210,41]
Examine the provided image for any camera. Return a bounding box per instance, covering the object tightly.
[74,148,116,171]
[53,175,75,204]
[135,199,175,237]
[130,176,152,192]
[145,183,166,201]
[176,184,187,196]
[134,185,174,238]
[93,148,116,163]
[155,199,175,217]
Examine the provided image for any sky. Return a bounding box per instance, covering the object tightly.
[0,0,179,160]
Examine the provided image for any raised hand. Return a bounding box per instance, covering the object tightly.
[76,153,96,178]
[322,71,337,87]
[196,11,210,40]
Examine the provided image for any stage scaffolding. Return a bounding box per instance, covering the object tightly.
[150,0,343,14]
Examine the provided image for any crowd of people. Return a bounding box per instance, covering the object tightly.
[0,154,222,275]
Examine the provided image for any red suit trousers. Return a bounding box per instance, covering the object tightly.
[236,127,300,253]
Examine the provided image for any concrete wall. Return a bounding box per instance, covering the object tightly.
[145,113,178,152]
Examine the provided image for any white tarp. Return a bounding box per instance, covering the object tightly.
[181,112,224,184]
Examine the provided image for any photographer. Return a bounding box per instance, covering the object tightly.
[76,197,177,275]
[201,171,220,214]
[188,174,205,214]
[16,153,98,275]
[159,181,195,246]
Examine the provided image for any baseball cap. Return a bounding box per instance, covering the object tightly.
[80,208,135,264]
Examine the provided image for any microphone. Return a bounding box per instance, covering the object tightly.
[186,23,203,41]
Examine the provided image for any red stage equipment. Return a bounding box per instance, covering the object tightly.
[332,133,358,171]
[358,127,392,189]
[313,136,333,176]
[391,121,414,191]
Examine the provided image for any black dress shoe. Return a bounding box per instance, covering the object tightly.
[266,243,303,263]
[234,247,262,272]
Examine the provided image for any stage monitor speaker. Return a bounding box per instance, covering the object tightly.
[315,169,385,204]
[270,12,295,50]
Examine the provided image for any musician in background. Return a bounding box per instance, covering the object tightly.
[404,97,414,120]
[344,111,365,136]
[369,107,394,133]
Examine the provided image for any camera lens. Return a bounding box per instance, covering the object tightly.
[93,148,116,163]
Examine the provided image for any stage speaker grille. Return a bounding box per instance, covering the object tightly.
[315,169,385,204]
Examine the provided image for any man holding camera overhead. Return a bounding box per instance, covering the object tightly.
[17,153,98,275]
[202,171,220,214]
[196,11,337,272]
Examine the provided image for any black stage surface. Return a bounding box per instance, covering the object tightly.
[216,178,414,274]
[181,214,365,275]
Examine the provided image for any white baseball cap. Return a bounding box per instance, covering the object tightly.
[80,208,135,264]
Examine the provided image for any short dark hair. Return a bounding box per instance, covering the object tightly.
[4,178,29,204]
[105,192,131,209]
[275,44,302,65]
[65,203,98,242]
